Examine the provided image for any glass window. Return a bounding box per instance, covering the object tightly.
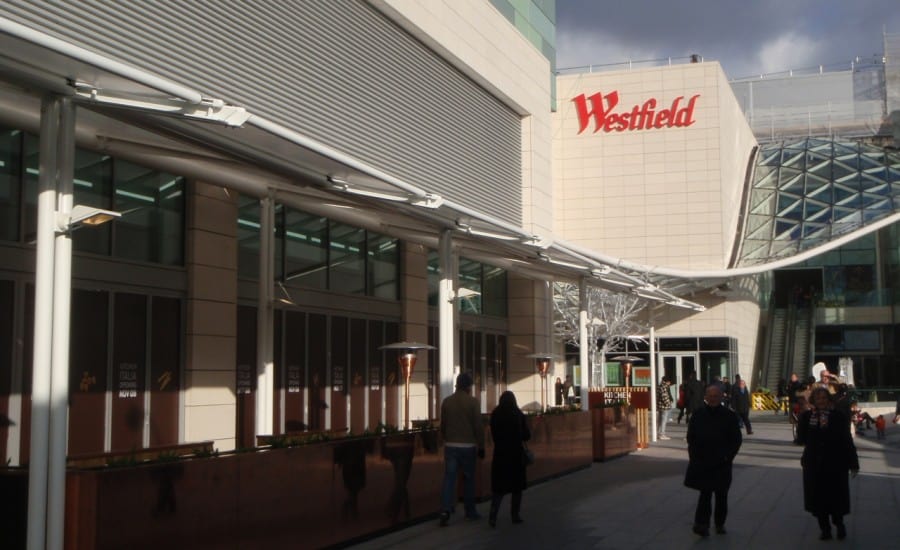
[72,150,113,256]
[329,222,365,294]
[0,128,21,242]
[367,232,398,299]
[427,250,440,307]
[283,209,327,289]
[458,258,482,314]
[112,160,183,264]
[237,195,260,280]
[23,133,38,244]
[482,265,507,317]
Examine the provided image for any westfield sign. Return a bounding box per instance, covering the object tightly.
[572,91,700,134]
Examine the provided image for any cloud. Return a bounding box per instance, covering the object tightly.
[556,30,660,71]
[751,33,823,76]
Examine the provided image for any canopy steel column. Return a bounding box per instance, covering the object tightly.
[256,194,274,436]
[578,278,589,409]
[27,96,61,550]
[649,326,657,442]
[438,230,456,407]
[47,97,75,550]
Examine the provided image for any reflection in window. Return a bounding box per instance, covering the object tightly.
[0,128,21,242]
[426,253,506,317]
[238,201,399,299]
[458,258,482,314]
[1,125,185,266]
[368,232,398,299]
[73,150,112,256]
[329,222,365,294]
[113,160,184,264]
[237,195,261,280]
[284,210,328,290]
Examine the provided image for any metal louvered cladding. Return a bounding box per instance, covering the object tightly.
[1,1,523,225]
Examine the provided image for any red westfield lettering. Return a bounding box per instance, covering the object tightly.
[572,91,700,134]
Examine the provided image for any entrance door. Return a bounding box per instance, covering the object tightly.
[660,353,698,392]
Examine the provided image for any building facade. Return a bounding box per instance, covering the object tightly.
[0,0,566,465]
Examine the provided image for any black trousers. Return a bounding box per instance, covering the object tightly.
[737,411,752,433]
[694,488,728,527]
[490,491,522,519]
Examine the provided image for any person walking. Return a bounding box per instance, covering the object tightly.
[554,377,563,407]
[488,391,530,527]
[684,372,705,423]
[776,377,787,415]
[731,379,753,435]
[656,375,674,440]
[684,385,742,537]
[438,373,485,526]
[796,387,859,541]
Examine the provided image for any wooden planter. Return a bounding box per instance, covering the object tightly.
[1,412,593,549]
[591,406,637,461]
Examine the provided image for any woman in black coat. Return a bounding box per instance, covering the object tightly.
[488,391,530,527]
[797,387,859,541]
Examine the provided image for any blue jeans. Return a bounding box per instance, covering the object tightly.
[441,446,477,516]
[658,408,673,435]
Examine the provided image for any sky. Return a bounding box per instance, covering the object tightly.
[555,0,900,79]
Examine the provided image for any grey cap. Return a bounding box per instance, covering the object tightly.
[456,372,473,389]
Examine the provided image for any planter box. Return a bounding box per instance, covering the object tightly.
[0,412,593,549]
[591,406,636,461]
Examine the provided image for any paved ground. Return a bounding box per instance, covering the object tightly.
[348,411,900,549]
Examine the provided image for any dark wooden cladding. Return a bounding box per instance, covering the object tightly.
[282,311,306,432]
[149,296,180,447]
[384,321,400,427]
[236,305,257,449]
[110,293,147,452]
[367,320,384,429]
[349,318,366,434]
[330,316,348,431]
[308,313,327,431]
[68,289,109,456]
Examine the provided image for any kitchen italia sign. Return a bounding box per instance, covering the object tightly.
[572,91,700,134]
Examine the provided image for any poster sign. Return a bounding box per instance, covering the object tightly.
[237,363,253,395]
[333,365,345,392]
[632,366,651,387]
[117,362,138,398]
[370,365,381,391]
[287,365,301,393]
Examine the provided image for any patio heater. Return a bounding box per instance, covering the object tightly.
[379,341,435,429]
[526,353,555,411]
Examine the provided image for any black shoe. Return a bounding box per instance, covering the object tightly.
[746,431,753,435]
[715,525,727,534]
[692,524,710,537]
[836,524,846,540]
[465,512,481,521]
[512,516,523,524]
[819,530,833,540]
[489,516,496,528]
[439,512,450,527]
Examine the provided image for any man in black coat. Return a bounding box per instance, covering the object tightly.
[684,385,742,537]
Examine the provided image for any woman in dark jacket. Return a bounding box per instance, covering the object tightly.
[489,391,530,527]
[730,379,753,434]
[797,387,859,540]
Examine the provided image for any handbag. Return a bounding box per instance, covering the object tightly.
[523,443,535,466]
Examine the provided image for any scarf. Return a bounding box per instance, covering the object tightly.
[809,409,830,429]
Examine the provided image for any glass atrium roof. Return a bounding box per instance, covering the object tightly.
[739,138,900,265]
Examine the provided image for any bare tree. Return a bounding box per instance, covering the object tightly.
[553,282,647,387]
